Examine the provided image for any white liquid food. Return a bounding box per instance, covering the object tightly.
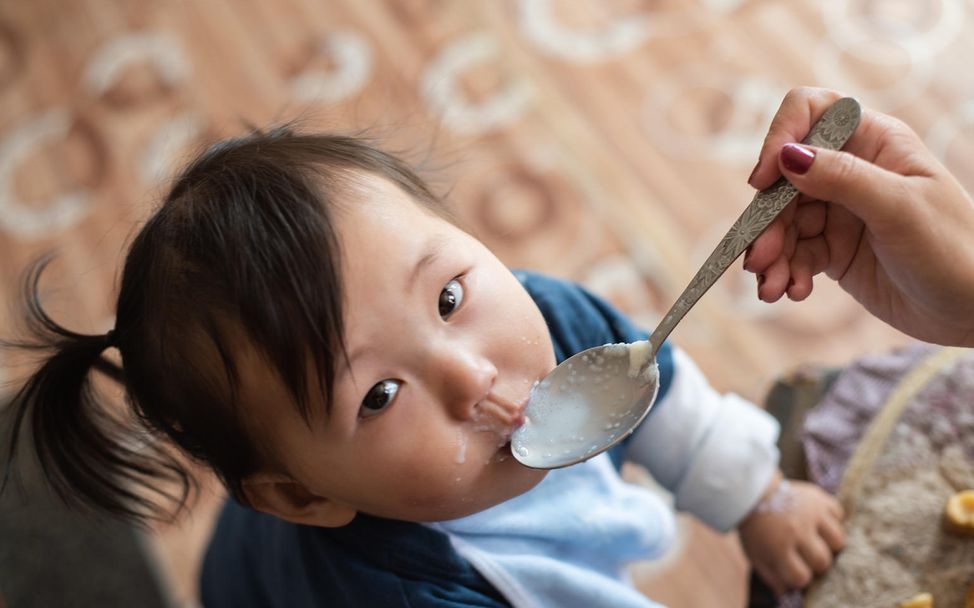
[512,341,659,468]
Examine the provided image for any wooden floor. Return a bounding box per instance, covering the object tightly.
[4,0,974,606]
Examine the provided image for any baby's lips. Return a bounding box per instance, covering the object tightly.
[475,391,529,440]
[505,411,525,435]
[505,397,528,433]
[498,412,526,440]
[483,391,527,425]
[509,396,529,429]
[512,410,526,428]
[494,399,527,443]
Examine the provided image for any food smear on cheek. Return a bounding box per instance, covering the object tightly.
[454,428,467,464]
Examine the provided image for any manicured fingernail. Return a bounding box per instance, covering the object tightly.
[780,143,815,175]
[747,161,760,186]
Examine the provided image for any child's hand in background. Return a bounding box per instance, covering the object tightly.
[737,471,845,596]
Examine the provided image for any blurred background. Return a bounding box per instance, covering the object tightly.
[1,0,973,606]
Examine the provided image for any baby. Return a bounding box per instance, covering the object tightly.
[2,129,845,607]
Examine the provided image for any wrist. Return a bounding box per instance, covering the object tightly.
[749,470,787,517]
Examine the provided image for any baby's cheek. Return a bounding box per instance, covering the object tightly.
[382,457,461,507]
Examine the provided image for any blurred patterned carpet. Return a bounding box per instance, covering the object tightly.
[2,1,972,606]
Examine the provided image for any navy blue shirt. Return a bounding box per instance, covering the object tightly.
[200,272,673,607]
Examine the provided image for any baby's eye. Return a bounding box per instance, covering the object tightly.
[439,278,464,319]
[360,379,401,418]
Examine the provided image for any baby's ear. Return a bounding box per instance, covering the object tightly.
[241,473,356,527]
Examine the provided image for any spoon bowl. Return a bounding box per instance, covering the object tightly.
[511,342,659,468]
[512,97,862,469]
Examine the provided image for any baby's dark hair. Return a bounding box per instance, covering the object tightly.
[1,128,454,522]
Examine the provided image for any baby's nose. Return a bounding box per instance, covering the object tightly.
[434,348,497,420]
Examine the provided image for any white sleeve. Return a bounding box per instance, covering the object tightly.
[624,347,780,532]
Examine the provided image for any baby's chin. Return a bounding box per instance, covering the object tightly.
[504,462,547,498]
[465,458,548,515]
[402,465,548,523]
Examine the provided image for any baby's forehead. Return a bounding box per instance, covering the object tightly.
[331,170,419,208]
[314,162,460,233]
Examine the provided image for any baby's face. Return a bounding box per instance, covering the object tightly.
[250,174,555,523]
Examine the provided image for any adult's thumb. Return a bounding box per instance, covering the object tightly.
[778,143,903,225]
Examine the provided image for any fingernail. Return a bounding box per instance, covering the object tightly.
[747,161,760,186]
[780,143,815,175]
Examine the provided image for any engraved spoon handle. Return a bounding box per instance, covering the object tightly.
[647,97,862,354]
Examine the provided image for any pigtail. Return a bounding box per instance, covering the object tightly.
[2,257,192,523]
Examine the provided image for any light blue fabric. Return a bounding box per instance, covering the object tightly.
[429,453,673,608]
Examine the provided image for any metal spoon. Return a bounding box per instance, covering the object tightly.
[511,97,862,469]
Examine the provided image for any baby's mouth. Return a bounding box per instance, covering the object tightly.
[474,393,528,442]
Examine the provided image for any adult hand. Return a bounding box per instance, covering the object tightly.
[745,87,974,347]
[738,472,845,596]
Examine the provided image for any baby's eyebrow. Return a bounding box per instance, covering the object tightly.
[407,233,451,290]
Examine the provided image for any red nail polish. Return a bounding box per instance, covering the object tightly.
[780,143,815,175]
